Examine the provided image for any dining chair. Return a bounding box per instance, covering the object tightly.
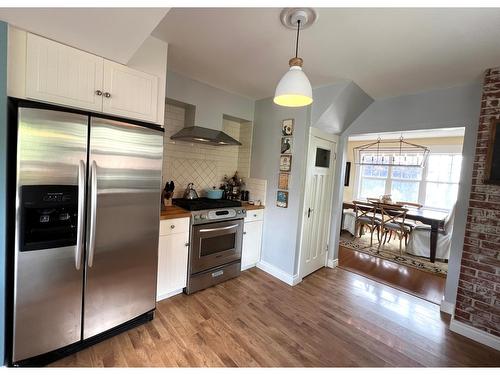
[378,204,411,254]
[406,204,456,261]
[353,201,381,247]
[396,201,423,209]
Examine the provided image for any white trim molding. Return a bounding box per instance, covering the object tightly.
[450,318,500,351]
[156,288,183,302]
[257,260,302,286]
[327,258,339,268]
[440,300,455,315]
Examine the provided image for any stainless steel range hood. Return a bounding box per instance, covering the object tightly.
[170,126,242,146]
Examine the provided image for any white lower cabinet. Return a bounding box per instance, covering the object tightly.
[241,209,264,271]
[157,218,189,301]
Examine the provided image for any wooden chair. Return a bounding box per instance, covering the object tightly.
[396,201,423,209]
[395,201,422,227]
[353,201,381,247]
[378,204,412,254]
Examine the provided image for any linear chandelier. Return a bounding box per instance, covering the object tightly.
[353,137,431,168]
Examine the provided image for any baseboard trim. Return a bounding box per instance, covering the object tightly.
[257,260,301,286]
[327,258,339,268]
[156,288,183,302]
[440,300,455,315]
[450,318,500,351]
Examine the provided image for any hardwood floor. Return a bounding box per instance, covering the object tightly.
[339,245,446,305]
[52,267,500,367]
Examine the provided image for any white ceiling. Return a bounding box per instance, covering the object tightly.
[153,8,500,99]
[0,8,170,64]
[348,127,466,141]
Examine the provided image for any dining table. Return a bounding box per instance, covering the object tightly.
[342,201,449,263]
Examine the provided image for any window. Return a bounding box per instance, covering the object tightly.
[355,149,462,211]
[424,154,462,210]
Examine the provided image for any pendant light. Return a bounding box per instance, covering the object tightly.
[274,8,316,107]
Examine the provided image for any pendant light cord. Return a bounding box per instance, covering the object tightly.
[295,19,301,58]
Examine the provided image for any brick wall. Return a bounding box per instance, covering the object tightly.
[455,67,500,337]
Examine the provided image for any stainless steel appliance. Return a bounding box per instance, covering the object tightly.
[172,198,246,294]
[8,100,163,366]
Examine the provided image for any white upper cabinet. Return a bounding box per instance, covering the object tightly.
[12,29,163,124]
[102,60,158,123]
[26,33,104,112]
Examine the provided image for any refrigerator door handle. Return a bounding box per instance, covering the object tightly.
[88,160,98,268]
[75,160,86,270]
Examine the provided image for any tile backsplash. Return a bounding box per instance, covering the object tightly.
[162,103,256,198]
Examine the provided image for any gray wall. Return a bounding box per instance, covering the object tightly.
[330,82,482,307]
[251,81,372,277]
[251,98,309,276]
[312,82,373,134]
[0,20,7,363]
[166,70,255,129]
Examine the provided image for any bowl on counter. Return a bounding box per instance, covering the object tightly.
[206,188,223,199]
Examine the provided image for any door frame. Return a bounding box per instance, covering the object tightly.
[297,127,338,280]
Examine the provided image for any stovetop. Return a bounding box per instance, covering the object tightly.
[173,197,242,211]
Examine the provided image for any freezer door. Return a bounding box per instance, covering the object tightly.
[13,107,88,362]
[84,117,163,339]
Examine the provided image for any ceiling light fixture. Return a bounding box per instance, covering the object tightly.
[274,8,317,108]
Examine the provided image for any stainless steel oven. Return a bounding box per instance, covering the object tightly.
[185,207,246,294]
[191,219,243,273]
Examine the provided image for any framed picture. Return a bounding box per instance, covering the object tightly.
[276,190,289,208]
[278,173,289,190]
[281,136,293,154]
[485,119,500,184]
[279,155,292,172]
[344,162,351,187]
[281,119,294,136]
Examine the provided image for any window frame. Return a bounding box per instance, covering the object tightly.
[354,144,463,212]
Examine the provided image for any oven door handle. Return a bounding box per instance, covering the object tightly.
[199,224,239,233]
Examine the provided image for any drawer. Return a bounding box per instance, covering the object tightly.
[160,217,190,236]
[244,209,264,223]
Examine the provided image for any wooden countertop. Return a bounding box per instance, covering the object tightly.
[160,205,191,220]
[160,202,265,220]
[242,203,265,211]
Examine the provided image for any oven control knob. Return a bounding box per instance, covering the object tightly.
[201,214,207,219]
[242,209,246,214]
[194,215,200,220]
[237,210,241,214]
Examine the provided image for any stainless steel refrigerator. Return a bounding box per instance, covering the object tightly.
[9,100,163,365]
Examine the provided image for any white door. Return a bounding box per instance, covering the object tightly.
[241,220,263,270]
[157,232,189,300]
[26,33,104,111]
[299,130,337,279]
[102,60,159,123]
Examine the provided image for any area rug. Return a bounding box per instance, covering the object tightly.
[339,232,448,277]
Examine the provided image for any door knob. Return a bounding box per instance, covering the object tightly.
[104,92,111,98]
[95,90,103,96]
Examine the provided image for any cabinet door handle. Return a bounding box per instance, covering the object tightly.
[104,92,111,98]
[170,224,175,229]
[243,231,247,235]
[185,242,189,247]
[95,90,103,96]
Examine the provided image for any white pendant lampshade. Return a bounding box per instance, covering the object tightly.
[274,62,313,107]
[273,8,315,108]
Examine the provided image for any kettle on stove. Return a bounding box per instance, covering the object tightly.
[183,183,199,200]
